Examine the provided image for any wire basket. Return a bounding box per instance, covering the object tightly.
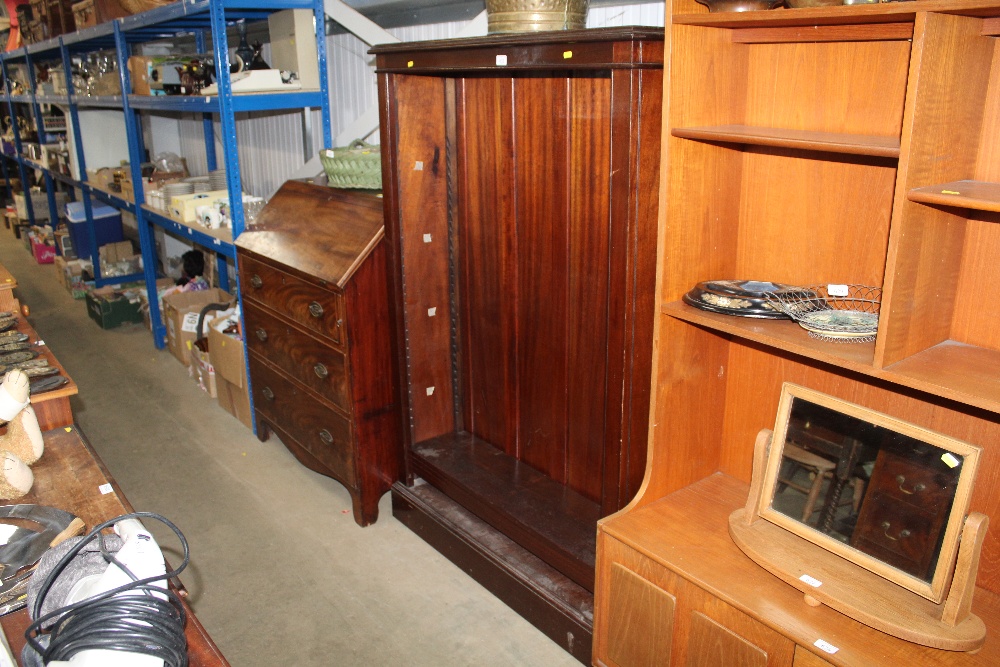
[764,284,881,343]
[319,140,382,190]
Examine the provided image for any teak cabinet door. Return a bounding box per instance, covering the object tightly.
[596,536,794,667]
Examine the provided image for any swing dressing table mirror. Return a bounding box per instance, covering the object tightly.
[730,383,988,651]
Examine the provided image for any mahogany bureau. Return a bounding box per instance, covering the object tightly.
[235,179,401,526]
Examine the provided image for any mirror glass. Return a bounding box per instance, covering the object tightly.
[760,384,981,602]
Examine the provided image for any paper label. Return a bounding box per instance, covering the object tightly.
[814,639,839,654]
[799,573,822,588]
[941,452,960,468]
[99,483,114,495]
[0,525,17,545]
[181,311,201,334]
[496,54,508,66]
[827,284,849,297]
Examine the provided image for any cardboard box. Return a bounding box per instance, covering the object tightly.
[169,190,227,223]
[99,240,134,264]
[189,339,217,398]
[86,286,144,329]
[161,288,232,366]
[217,374,251,429]
[30,236,56,264]
[207,313,244,388]
[56,257,90,295]
[208,312,249,427]
[72,0,129,30]
[15,191,68,221]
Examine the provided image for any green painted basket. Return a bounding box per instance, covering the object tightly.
[320,140,382,190]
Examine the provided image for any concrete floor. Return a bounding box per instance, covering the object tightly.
[0,228,580,667]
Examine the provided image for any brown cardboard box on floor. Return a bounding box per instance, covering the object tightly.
[207,312,251,428]
[161,288,232,366]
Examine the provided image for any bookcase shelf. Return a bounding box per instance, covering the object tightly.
[672,125,901,158]
[908,180,1000,213]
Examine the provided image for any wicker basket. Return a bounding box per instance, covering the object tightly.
[320,140,382,190]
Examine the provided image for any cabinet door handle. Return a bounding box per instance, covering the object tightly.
[880,521,911,541]
[895,475,926,495]
[262,387,275,401]
[314,363,328,379]
[255,328,268,343]
[250,274,262,289]
[318,429,334,445]
[308,301,324,318]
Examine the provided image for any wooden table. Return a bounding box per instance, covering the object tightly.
[0,426,230,665]
[0,266,15,312]
[15,315,78,432]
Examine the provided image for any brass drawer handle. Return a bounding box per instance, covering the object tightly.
[895,475,926,495]
[880,521,911,541]
[308,301,324,318]
[314,363,328,379]
[318,429,334,445]
[262,387,275,401]
[250,274,262,289]
[255,328,268,343]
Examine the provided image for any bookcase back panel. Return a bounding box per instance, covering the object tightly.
[952,215,1000,350]
[744,40,910,138]
[456,73,623,502]
[976,46,1000,182]
[736,148,895,287]
[457,76,519,454]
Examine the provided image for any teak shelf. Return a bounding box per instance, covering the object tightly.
[594,0,1000,665]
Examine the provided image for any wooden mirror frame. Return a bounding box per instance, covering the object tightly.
[730,384,990,651]
[760,384,981,602]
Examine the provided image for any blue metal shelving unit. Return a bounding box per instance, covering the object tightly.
[0,0,332,344]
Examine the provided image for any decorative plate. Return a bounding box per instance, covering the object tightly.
[764,284,881,343]
[28,375,67,394]
[682,280,805,319]
[0,350,38,365]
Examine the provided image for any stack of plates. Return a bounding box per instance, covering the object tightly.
[209,169,228,191]
[163,182,195,199]
[184,176,211,193]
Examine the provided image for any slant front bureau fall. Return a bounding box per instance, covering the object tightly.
[235,180,400,526]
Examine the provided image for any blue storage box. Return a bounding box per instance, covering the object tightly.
[64,202,125,260]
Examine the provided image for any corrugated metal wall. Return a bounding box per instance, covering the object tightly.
[171,4,665,199]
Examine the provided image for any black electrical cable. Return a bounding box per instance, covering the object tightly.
[23,511,190,666]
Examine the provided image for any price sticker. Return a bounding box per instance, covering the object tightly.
[941,452,960,468]
[827,284,849,297]
[814,639,840,654]
[799,573,823,588]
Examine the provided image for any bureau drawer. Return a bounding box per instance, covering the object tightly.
[239,253,344,345]
[244,301,349,412]
[867,452,955,509]
[852,491,941,579]
[250,357,356,486]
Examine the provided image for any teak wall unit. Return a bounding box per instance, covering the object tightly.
[373,27,663,662]
[595,1,1000,665]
